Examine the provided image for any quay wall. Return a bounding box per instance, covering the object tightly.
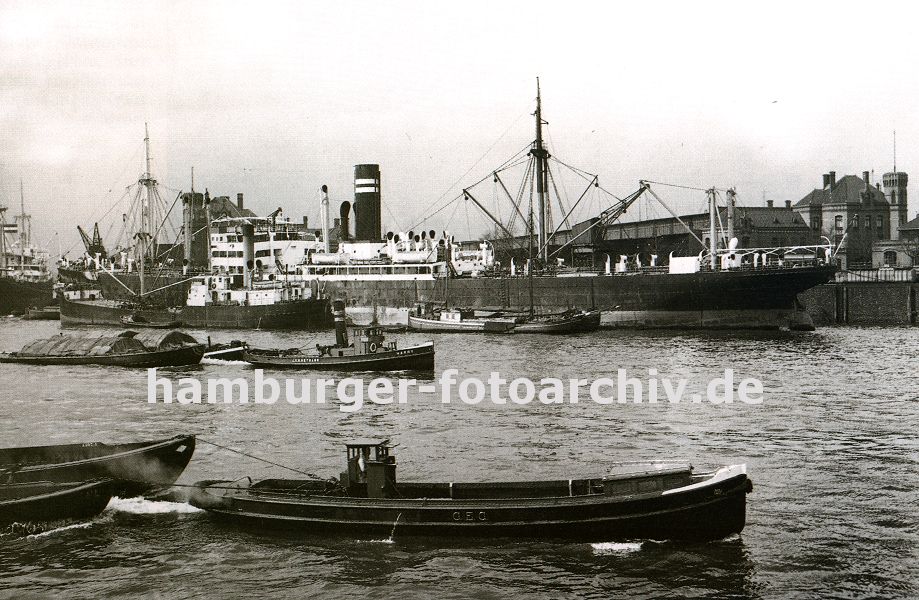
[801,283,918,326]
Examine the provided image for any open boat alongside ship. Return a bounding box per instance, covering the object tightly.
[24,305,60,320]
[407,307,516,333]
[121,314,183,328]
[407,305,601,334]
[0,435,196,498]
[190,439,752,541]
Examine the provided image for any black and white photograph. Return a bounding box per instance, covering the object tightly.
[0,1,916,598]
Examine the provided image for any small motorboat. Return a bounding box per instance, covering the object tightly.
[407,305,515,333]
[0,330,205,367]
[245,301,434,371]
[203,339,248,362]
[0,435,195,497]
[121,314,183,329]
[24,305,61,321]
[190,439,752,541]
[0,480,115,527]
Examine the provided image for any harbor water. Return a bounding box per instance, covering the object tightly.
[0,318,916,599]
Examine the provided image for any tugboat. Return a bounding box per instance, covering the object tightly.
[190,439,752,541]
[245,300,434,371]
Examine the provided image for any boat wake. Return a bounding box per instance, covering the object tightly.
[25,521,96,539]
[590,541,644,555]
[105,496,202,514]
[358,512,401,544]
[201,358,249,366]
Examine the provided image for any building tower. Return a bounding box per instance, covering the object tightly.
[883,171,908,240]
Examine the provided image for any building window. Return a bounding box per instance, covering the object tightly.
[884,251,897,266]
[835,215,843,232]
[853,214,859,229]
[864,215,871,229]
[876,215,883,231]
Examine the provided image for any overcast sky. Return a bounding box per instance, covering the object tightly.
[1,0,917,255]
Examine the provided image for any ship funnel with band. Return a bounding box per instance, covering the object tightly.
[333,299,348,347]
[353,164,381,241]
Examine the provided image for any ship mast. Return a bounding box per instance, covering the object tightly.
[0,205,6,273]
[531,78,550,264]
[707,188,717,270]
[137,122,156,296]
[19,179,26,273]
[184,166,194,267]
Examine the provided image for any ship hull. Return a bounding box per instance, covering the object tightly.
[68,265,836,330]
[60,297,332,330]
[319,265,837,329]
[0,278,53,316]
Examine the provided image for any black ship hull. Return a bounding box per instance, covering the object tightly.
[60,296,333,330]
[0,278,53,316]
[0,480,115,528]
[0,435,196,498]
[67,264,836,330]
[320,264,837,329]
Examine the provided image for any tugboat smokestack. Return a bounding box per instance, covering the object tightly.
[320,185,331,253]
[333,299,348,347]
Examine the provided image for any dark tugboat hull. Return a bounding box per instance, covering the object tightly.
[244,342,435,371]
[191,465,750,541]
[0,344,205,367]
[0,435,196,498]
[0,480,115,527]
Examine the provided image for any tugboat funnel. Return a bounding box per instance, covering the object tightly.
[333,299,348,347]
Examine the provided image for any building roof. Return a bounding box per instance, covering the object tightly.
[794,174,888,208]
[209,196,257,219]
[733,207,808,229]
[900,214,919,232]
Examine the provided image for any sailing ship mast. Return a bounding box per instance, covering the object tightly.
[19,179,26,274]
[137,122,156,296]
[531,78,550,264]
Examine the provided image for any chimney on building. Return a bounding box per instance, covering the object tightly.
[767,199,774,208]
[236,193,244,210]
[828,171,836,189]
[302,216,309,226]
[785,200,791,208]
[863,171,870,187]
[822,173,831,189]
